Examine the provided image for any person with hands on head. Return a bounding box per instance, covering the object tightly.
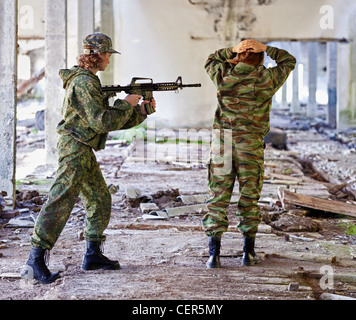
[233,39,268,54]
[203,39,296,268]
[21,33,156,284]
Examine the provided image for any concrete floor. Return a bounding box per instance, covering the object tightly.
[1,117,356,303]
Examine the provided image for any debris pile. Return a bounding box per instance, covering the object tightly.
[269,211,321,233]
[122,188,208,221]
[1,117,356,300]
[0,190,46,228]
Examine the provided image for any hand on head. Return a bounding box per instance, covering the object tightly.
[233,39,267,54]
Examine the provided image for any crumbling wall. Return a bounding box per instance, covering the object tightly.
[189,0,354,43]
[188,0,275,45]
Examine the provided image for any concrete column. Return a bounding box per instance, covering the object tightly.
[349,20,356,126]
[99,0,114,85]
[307,42,318,118]
[279,41,290,110]
[327,42,338,129]
[280,83,288,109]
[265,51,279,109]
[337,42,351,130]
[45,0,67,164]
[299,42,309,106]
[291,42,301,114]
[78,0,95,56]
[271,94,279,109]
[291,65,300,113]
[67,0,78,67]
[0,0,17,199]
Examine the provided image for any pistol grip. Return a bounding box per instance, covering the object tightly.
[145,98,156,115]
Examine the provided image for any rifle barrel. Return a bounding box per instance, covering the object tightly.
[182,84,201,88]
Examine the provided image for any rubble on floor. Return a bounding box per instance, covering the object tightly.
[3,125,356,243]
[1,114,356,300]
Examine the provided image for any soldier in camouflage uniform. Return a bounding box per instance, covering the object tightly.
[21,33,156,284]
[202,39,296,268]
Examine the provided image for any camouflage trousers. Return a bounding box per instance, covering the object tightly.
[202,129,265,239]
[31,135,112,250]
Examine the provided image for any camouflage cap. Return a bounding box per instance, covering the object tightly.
[83,33,120,55]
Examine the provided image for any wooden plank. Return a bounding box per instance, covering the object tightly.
[271,252,339,264]
[164,204,207,217]
[279,189,356,218]
[319,293,356,301]
[304,272,356,283]
[110,222,272,234]
[264,179,299,185]
[300,158,356,200]
[266,173,326,185]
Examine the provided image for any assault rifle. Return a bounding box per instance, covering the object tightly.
[101,76,201,115]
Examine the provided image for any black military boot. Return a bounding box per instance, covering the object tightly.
[241,237,260,266]
[206,236,221,269]
[21,247,60,284]
[82,241,121,271]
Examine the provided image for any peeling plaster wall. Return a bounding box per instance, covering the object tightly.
[14,0,356,129]
[113,0,218,128]
[251,0,354,41]
[189,0,276,45]
[191,0,355,42]
[18,0,45,39]
[113,0,356,128]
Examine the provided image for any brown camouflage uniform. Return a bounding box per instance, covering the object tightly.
[202,46,296,239]
[31,66,146,250]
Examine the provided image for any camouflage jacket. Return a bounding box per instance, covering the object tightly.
[57,66,147,151]
[205,46,296,137]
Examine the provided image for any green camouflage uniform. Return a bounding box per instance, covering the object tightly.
[31,66,147,250]
[202,46,296,238]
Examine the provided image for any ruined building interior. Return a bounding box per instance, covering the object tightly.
[0,0,356,302]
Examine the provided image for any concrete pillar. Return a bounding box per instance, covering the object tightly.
[45,0,67,164]
[327,42,338,129]
[114,0,216,128]
[349,20,356,126]
[265,50,278,110]
[291,42,301,114]
[299,42,309,106]
[78,0,95,56]
[280,83,288,109]
[337,42,352,130]
[280,41,290,110]
[291,65,300,113]
[271,94,279,109]
[99,0,114,85]
[0,0,17,199]
[307,42,318,118]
